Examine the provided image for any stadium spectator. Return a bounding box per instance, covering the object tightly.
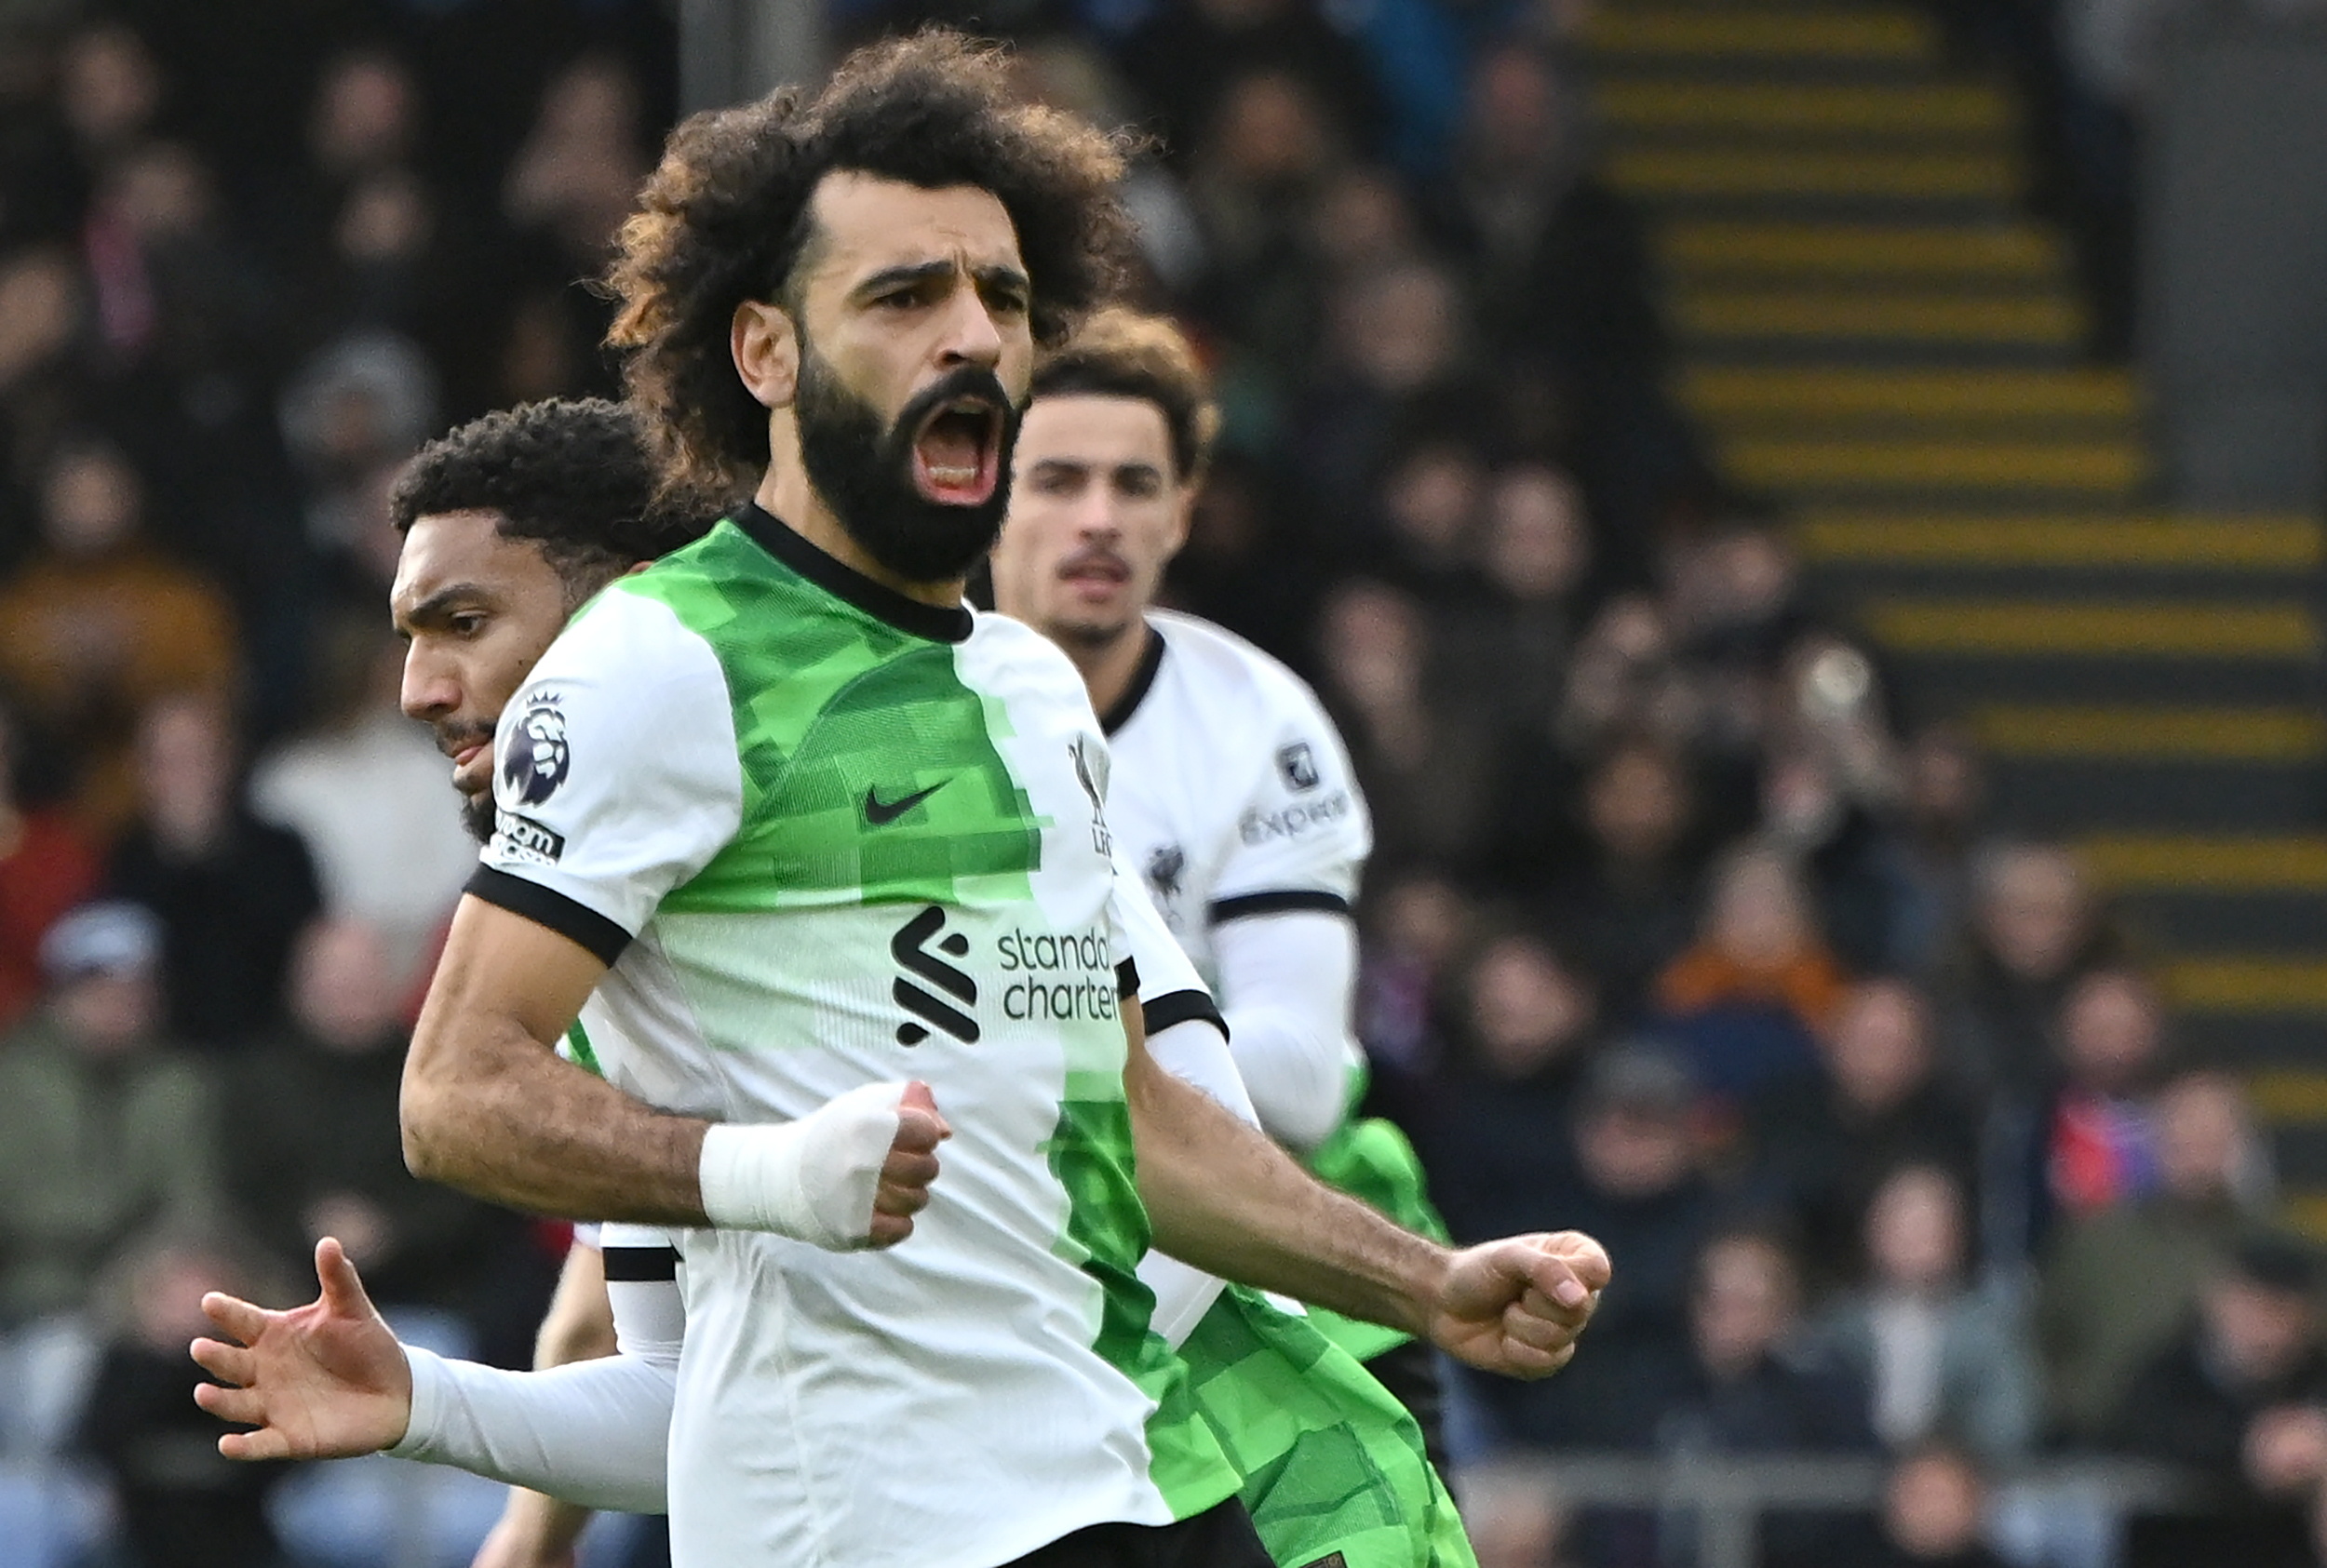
[1287,257,1481,537]
[1353,865,1476,1101]
[1890,723,1989,973]
[1461,461,1594,724]
[1745,978,1983,1292]
[73,1231,297,1568]
[1649,1227,1878,1568]
[1554,595,1702,763]
[1366,430,1490,609]
[0,901,222,1330]
[1182,67,1344,411]
[1427,931,1604,1247]
[1654,842,1849,1104]
[0,698,98,1030]
[247,614,473,989]
[2111,1233,2327,1568]
[1535,738,1704,1018]
[496,53,648,407]
[1932,839,2122,1097]
[0,432,237,836]
[2038,1068,2272,1446]
[1116,0,1386,170]
[108,690,320,1048]
[1462,1042,1718,1450]
[1796,1163,2038,1462]
[1311,576,1494,876]
[2042,965,2172,1217]
[223,918,524,1331]
[1161,450,1321,667]
[1867,1444,2012,1568]
[261,47,423,281]
[56,20,164,203]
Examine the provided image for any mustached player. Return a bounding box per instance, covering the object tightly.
[192,34,1607,1568]
[990,308,1470,1567]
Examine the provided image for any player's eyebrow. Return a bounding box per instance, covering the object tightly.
[854,259,1031,302]
[395,583,492,631]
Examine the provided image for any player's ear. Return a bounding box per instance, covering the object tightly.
[1163,483,1196,560]
[732,299,799,410]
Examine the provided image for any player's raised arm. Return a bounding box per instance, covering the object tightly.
[1122,1002,1610,1379]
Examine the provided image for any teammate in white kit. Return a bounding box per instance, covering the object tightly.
[195,34,1607,1568]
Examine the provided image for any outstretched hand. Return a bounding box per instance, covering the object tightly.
[1426,1230,1611,1380]
[868,1079,950,1247]
[189,1237,415,1460]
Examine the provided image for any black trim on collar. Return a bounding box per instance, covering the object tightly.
[1208,890,1353,925]
[731,503,974,644]
[466,867,633,967]
[1098,624,1167,736]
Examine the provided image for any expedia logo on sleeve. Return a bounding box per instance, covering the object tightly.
[1239,789,1352,845]
[1277,741,1322,792]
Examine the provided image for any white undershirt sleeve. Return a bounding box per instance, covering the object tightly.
[1211,910,1360,1153]
[388,1225,683,1512]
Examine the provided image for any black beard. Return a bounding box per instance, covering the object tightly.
[461,786,494,845]
[794,339,1018,583]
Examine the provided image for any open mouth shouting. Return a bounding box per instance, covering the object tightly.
[910,395,1004,507]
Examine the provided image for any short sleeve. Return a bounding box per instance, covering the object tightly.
[1107,836,1223,1042]
[469,590,744,964]
[1207,680,1372,924]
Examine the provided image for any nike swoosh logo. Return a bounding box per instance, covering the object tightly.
[864,779,948,825]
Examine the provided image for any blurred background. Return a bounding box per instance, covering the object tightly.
[0,0,2320,1565]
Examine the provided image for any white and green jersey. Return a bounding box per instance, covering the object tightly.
[473,507,1239,1568]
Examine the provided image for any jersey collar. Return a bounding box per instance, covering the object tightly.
[732,503,975,644]
[1097,623,1167,736]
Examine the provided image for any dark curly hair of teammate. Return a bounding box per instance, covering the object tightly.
[606,29,1137,502]
[1031,308,1221,485]
[390,397,708,606]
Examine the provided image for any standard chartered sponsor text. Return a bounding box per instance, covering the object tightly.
[996,924,1120,1023]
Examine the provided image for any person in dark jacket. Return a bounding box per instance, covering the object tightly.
[108,690,319,1049]
[2111,1234,2327,1568]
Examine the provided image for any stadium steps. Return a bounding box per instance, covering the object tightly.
[1580,0,2327,1226]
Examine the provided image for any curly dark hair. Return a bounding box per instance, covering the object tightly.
[1031,308,1221,484]
[606,29,1137,501]
[389,398,708,604]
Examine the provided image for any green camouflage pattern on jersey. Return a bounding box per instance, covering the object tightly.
[601,519,1236,1518]
[1181,1286,1476,1568]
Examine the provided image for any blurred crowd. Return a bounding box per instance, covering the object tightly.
[0,4,2314,1568]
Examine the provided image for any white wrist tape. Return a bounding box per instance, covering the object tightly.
[697,1080,911,1248]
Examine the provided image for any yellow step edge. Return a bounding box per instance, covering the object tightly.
[1725,440,2144,489]
[1583,9,1937,59]
[2252,1071,2327,1121]
[1862,599,2317,657]
[2166,958,2327,1015]
[1682,367,2136,421]
[1613,149,2017,200]
[1969,705,2327,761]
[1790,515,2323,569]
[1663,222,2064,276]
[2280,1191,2327,1238]
[1679,293,2082,342]
[2283,1196,2327,1242]
[2080,835,2327,891]
[1600,81,2011,134]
